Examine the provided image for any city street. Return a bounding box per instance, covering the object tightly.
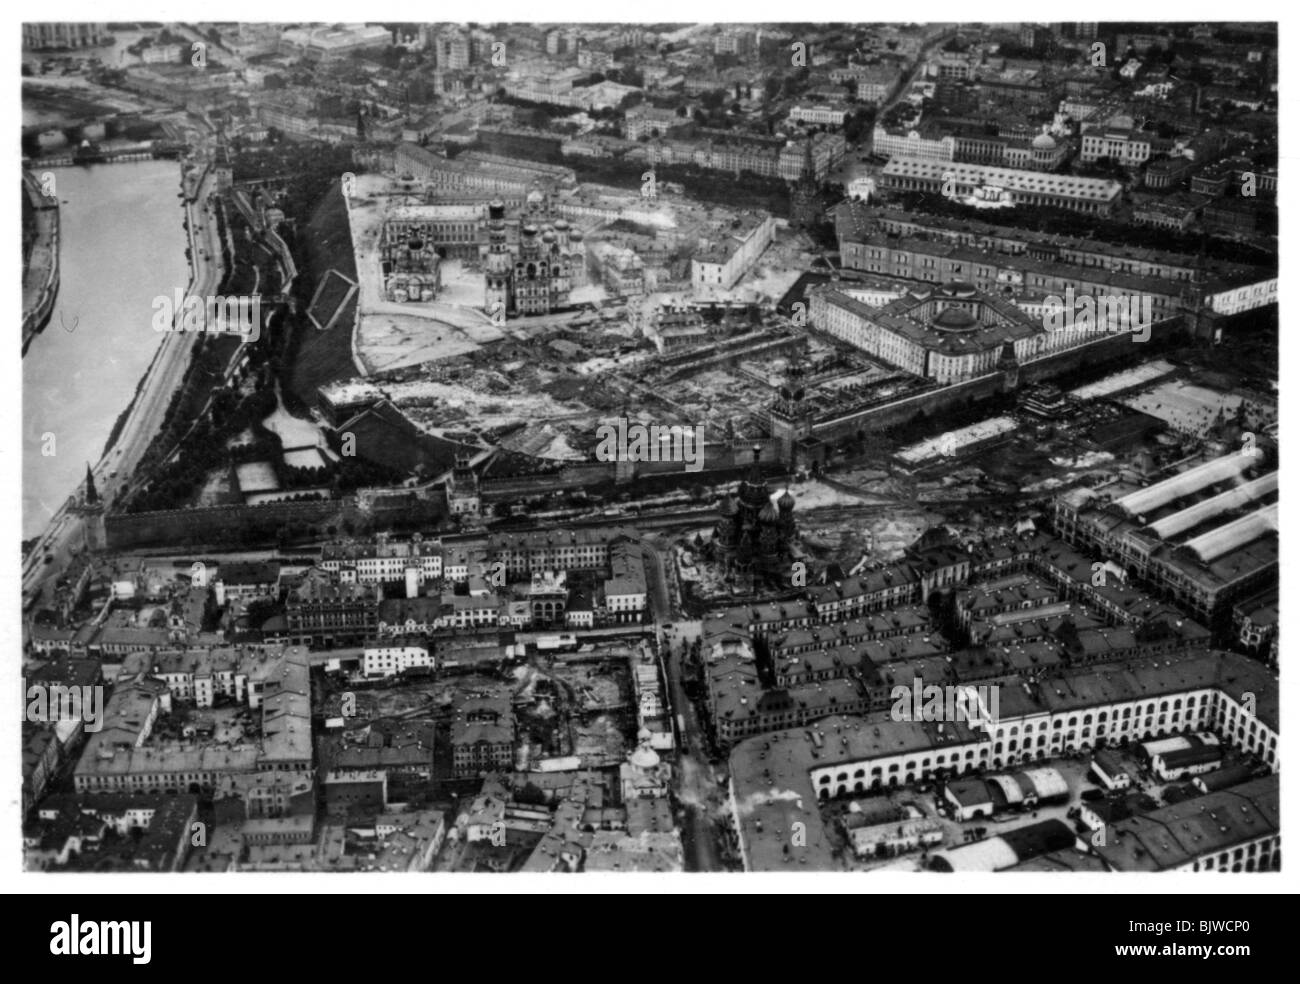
[642,535,729,871]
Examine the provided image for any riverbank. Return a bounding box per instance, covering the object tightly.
[21,170,60,353]
[23,160,220,601]
[99,335,156,462]
[92,164,222,505]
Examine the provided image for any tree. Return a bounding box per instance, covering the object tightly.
[243,598,281,629]
[699,89,727,111]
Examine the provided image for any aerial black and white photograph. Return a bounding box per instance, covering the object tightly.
[15,14,1281,886]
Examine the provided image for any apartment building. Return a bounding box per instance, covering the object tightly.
[1094,775,1278,872]
[728,650,1277,870]
[321,533,444,584]
[1081,123,1170,166]
[74,648,313,795]
[215,562,281,609]
[881,156,1122,215]
[451,697,514,776]
[604,543,648,623]
[362,640,434,679]
[691,213,777,291]
[872,124,957,162]
[788,103,852,127]
[284,576,380,648]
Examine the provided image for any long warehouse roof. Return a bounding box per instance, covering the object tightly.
[1115,453,1255,519]
[1147,471,1278,541]
[1185,503,1279,564]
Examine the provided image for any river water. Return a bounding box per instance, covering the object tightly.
[23,159,190,539]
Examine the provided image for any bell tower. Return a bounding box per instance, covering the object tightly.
[483,201,511,320]
[790,136,821,230]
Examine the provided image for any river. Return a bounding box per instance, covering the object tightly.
[23,159,190,540]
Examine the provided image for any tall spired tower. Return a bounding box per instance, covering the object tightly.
[483,201,511,319]
[769,361,813,465]
[71,462,105,551]
[789,136,822,230]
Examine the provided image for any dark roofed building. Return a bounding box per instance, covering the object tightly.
[216,561,282,608]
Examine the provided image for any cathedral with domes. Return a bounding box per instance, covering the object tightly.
[712,448,798,580]
[484,191,586,319]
